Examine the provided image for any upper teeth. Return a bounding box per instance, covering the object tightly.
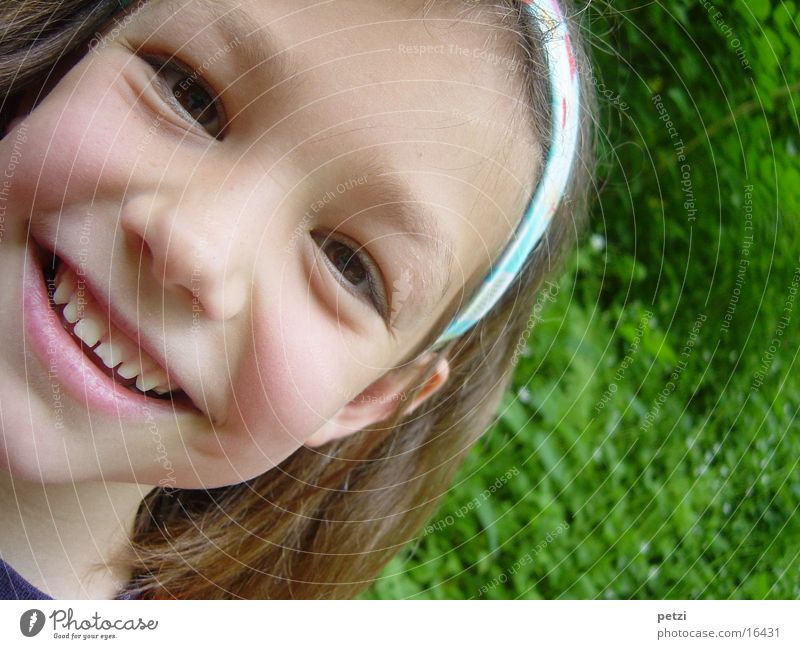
[53,264,176,395]
[53,271,76,305]
[73,304,104,347]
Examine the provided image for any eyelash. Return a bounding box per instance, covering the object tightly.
[311,231,388,320]
[140,53,226,138]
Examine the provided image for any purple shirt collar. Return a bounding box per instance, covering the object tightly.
[1,556,135,600]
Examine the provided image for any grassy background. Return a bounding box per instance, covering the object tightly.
[366,0,800,598]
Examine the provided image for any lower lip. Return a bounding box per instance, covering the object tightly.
[23,239,187,420]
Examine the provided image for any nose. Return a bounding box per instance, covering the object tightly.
[120,193,249,321]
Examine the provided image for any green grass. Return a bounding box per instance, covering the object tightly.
[366,0,800,598]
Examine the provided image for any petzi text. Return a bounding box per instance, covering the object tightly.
[658,611,687,623]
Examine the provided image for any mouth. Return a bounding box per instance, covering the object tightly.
[41,252,185,403]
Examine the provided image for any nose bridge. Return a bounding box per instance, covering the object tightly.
[120,185,251,322]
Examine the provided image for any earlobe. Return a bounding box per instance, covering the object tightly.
[403,357,450,416]
[304,354,451,448]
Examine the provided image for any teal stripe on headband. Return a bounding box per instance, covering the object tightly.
[428,0,580,351]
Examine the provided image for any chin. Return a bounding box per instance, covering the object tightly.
[0,412,70,485]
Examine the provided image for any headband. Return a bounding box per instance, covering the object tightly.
[428,0,580,351]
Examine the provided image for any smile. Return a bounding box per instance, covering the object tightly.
[23,237,196,419]
[45,258,176,397]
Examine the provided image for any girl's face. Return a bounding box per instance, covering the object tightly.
[0,0,535,488]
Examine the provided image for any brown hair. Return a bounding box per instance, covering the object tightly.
[1,0,596,598]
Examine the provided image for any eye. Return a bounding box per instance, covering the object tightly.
[311,231,388,320]
[142,55,224,138]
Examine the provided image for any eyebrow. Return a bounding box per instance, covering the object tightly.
[355,160,456,321]
[183,0,302,90]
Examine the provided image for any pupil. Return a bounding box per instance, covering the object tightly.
[173,77,213,124]
[332,242,365,285]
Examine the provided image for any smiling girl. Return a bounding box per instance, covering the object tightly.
[0,0,594,599]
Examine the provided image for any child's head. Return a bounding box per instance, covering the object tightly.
[0,0,594,597]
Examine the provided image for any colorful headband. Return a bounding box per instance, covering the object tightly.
[428,0,580,351]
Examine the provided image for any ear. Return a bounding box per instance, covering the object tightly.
[304,352,450,448]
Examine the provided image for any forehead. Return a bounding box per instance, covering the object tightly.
[133,0,539,341]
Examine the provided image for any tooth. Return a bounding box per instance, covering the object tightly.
[63,296,82,323]
[73,309,107,347]
[136,367,167,393]
[116,359,143,379]
[116,344,157,377]
[94,340,124,368]
[152,383,173,395]
[53,271,77,305]
[113,335,143,364]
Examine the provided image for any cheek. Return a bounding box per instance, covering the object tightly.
[10,51,149,217]
[239,326,348,442]
[215,296,378,477]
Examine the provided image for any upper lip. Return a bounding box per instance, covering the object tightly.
[33,236,201,413]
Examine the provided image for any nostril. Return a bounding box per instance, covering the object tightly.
[124,231,154,270]
[123,230,171,291]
